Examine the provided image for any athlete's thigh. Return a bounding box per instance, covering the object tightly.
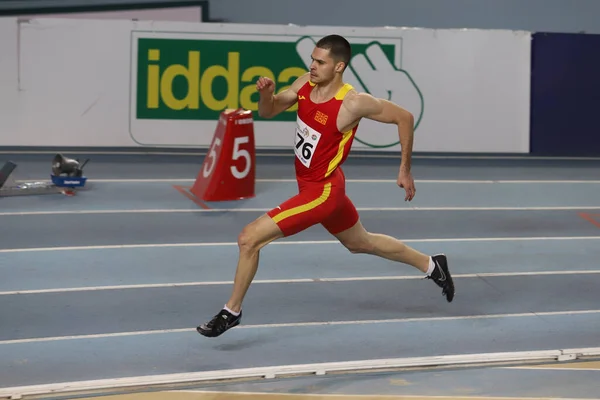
[321,194,359,235]
[267,183,336,237]
[240,213,285,248]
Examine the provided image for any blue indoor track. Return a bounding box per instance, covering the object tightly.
[1,150,600,400]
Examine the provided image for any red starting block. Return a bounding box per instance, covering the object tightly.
[190,108,256,202]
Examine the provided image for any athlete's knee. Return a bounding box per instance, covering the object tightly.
[237,215,282,253]
[237,224,262,253]
[342,232,375,254]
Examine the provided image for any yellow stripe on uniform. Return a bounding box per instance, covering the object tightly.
[334,83,353,100]
[325,83,356,177]
[326,128,354,177]
[271,183,332,223]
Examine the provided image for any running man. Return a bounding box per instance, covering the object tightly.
[197,34,454,338]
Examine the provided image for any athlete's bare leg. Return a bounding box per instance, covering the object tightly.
[333,219,455,302]
[333,220,429,272]
[225,213,284,313]
[197,213,283,337]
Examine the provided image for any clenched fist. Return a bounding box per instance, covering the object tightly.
[256,77,275,95]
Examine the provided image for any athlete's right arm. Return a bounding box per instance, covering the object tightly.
[257,73,310,119]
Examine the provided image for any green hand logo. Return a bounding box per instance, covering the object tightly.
[296,37,424,149]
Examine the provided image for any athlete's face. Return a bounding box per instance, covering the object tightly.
[309,47,345,83]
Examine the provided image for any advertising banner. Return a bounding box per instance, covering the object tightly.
[2,19,531,153]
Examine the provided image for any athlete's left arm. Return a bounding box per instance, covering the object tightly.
[344,92,416,200]
[347,92,414,164]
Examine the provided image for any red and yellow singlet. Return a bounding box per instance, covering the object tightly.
[267,80,360,237]
[293,81,359,182]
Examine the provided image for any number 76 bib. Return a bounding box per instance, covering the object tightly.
[294,117,322,168]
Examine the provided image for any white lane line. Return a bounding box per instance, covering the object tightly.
[3,205,600,216]
[2,236,600,254]
[2,309,600,345]
[2,270,599,294]
[0,240,338,253]
[2,270,599,296]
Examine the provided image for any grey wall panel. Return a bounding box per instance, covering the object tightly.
[209,0,600,34]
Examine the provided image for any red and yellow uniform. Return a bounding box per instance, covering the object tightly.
[267,80,360,236]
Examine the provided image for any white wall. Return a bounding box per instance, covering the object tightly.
[0,17,18,144]
[0,17,531,153]
[16,18,138,147]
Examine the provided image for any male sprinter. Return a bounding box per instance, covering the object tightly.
[197,34,454,338]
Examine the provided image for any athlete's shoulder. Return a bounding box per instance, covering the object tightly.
[341,89,374,115]
[340,85,359,101]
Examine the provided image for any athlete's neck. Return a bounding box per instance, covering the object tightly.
[311,77,345,103]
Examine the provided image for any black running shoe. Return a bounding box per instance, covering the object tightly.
[427,254,455,302]
[197,309,242,338]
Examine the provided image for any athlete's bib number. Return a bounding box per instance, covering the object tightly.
[295,126,321,168]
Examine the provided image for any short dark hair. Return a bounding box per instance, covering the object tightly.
[316,34,351,70]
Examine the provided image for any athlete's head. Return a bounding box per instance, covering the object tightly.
[309,34,352,83]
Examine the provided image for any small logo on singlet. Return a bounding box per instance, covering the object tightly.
[314,111,328,125]
[299,95,306,100]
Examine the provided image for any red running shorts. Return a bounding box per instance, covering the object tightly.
[267,168,359,237]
